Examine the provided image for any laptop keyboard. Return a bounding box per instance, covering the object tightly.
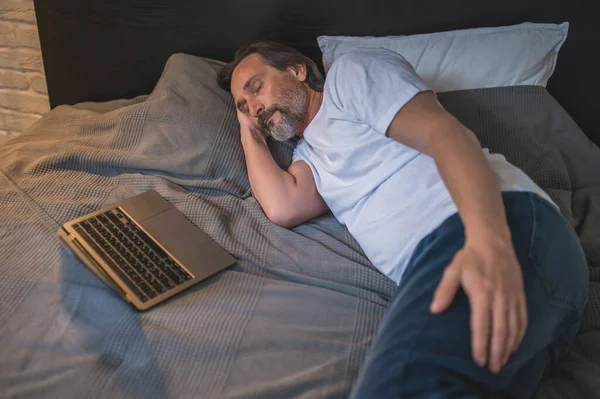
[72,208,192,302]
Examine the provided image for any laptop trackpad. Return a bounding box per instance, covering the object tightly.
[139,209,235,276]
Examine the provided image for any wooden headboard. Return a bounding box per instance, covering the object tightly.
[34,0,598,144]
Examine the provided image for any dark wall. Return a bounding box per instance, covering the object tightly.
[34,0,598,144]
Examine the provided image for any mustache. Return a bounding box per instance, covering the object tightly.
[258,105,286,129]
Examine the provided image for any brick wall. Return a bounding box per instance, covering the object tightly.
[0,0,49,145]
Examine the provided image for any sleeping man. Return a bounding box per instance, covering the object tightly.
[216,41,588,398]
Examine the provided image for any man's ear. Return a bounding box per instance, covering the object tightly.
[288,64,307,82]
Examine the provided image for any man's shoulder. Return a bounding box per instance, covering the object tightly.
[328,47,407,74]
[322,48,406,109]
[324,47,413,94]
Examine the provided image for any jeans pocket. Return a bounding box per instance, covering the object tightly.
[528,194,589,313]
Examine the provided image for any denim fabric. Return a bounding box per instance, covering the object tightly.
[349,192,589,399]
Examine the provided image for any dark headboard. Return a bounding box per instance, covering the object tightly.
[34,0,598,144]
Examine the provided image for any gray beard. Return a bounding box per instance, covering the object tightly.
[258,81,307,142]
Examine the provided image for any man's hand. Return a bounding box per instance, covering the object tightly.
[237,110,266,145]
[429,234,528,374]
[386,91,528,374]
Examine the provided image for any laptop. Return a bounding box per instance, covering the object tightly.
[57,190,236,311]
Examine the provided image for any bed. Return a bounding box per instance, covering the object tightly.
[0,0,599,398]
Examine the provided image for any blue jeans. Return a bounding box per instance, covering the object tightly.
[349,192,589,399]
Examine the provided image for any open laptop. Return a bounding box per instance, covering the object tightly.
[57,190,236,311]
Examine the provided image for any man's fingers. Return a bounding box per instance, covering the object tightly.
[518,292,528,347]
[466,281,491,367]
[489,291,509,374]
[236,110,245,122]
[430,265,461,314]
[504,297,520,365]
[237,110,254,128]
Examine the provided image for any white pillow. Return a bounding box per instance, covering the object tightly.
[317,22,569,93]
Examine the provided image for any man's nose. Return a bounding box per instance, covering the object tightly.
[249,102,264,118]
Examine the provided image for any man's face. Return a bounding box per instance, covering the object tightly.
[230,54,308,141]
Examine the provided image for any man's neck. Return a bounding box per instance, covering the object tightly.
[299,89,323,138]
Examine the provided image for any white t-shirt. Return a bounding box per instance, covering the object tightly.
[292,47,555,285]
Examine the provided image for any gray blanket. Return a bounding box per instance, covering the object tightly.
[0,54,599,398]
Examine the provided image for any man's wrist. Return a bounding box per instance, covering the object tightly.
[241,127,267,147]
[465,222,512,247]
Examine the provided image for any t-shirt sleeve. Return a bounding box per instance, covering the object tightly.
[291,139,307,164]
[291,149,303,164]
[326,48,431,135]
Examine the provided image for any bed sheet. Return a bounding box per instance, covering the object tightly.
[0,54,599,398]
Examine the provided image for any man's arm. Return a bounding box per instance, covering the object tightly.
[387,92,509,236]
[239,115,328,228]
[387,91,528,374]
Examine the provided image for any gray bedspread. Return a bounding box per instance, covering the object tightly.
[0,54,599,399]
